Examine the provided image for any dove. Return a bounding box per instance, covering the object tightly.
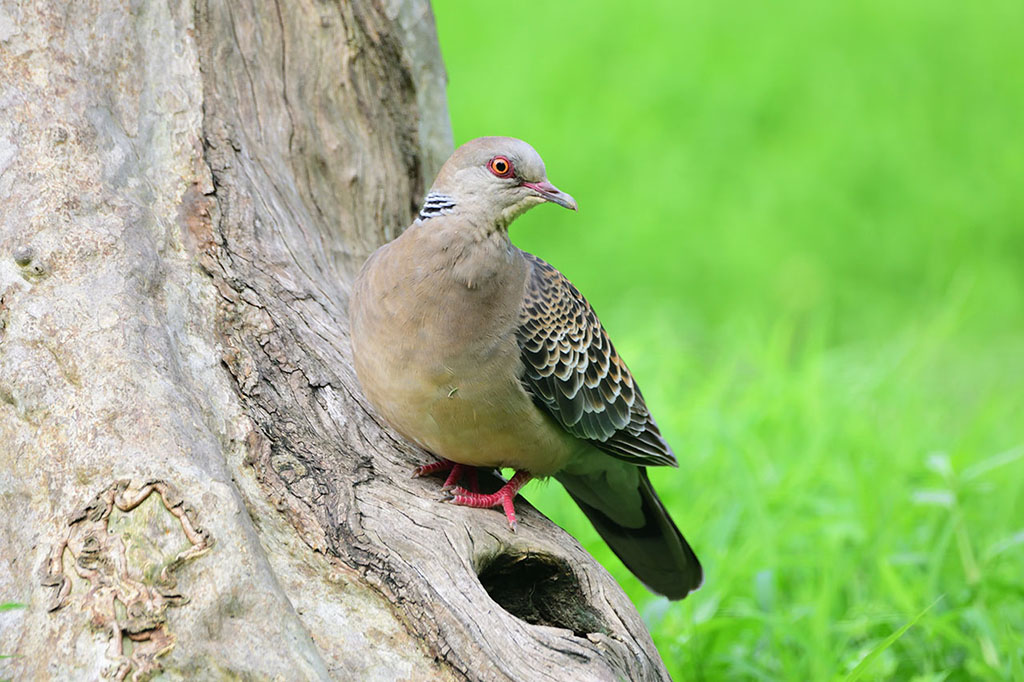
[350,137,702,599]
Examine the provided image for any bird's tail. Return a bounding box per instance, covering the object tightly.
[556,465,702,600]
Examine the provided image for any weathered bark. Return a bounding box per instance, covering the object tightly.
[0,1,671,680]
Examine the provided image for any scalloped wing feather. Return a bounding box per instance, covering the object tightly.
[516,252,678,468]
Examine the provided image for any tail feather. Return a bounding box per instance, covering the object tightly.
[556,466,702,600]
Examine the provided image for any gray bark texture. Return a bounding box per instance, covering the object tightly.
[0,1,671,679]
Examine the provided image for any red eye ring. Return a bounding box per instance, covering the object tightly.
[488,156,514,178]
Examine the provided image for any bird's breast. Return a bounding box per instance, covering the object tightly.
[350,233,578,474]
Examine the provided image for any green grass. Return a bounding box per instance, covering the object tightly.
[432,0,1024,678]
[0,602,24,665]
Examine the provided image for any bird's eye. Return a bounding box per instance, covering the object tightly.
[488,156,514,178]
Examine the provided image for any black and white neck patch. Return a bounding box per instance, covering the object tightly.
[418,192,457,221]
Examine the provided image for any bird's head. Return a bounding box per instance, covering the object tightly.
[425,137,577,228]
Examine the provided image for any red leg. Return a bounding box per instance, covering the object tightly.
[412,458,481,493]
[412,459,455,478]
[462,467,479,494]
[441,465,465,489]
[448,471,533,531]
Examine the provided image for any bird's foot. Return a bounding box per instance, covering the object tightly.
[447,471,533,531]
[412,459,479,492]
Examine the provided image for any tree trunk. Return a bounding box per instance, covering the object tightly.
[0,1,671,679]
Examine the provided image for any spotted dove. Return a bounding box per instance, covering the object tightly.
[350,137,702,599]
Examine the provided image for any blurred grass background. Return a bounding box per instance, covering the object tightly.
[430,0,1024,679]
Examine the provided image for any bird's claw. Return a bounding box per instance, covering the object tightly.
[418,466,531,531]
[444,475,531,532]
[412,459,453,478]
[412,460,480,493]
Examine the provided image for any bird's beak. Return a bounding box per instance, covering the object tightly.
[522,179,578,211]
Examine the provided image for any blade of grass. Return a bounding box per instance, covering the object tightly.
[961,445,1024,483]
[843,596,943,682]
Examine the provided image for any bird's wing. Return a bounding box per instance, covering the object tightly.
[516,252,678,467]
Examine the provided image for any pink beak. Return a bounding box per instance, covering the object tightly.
[521,179,578,211]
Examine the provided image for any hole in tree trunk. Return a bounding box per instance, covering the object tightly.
[477,550,609,637]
